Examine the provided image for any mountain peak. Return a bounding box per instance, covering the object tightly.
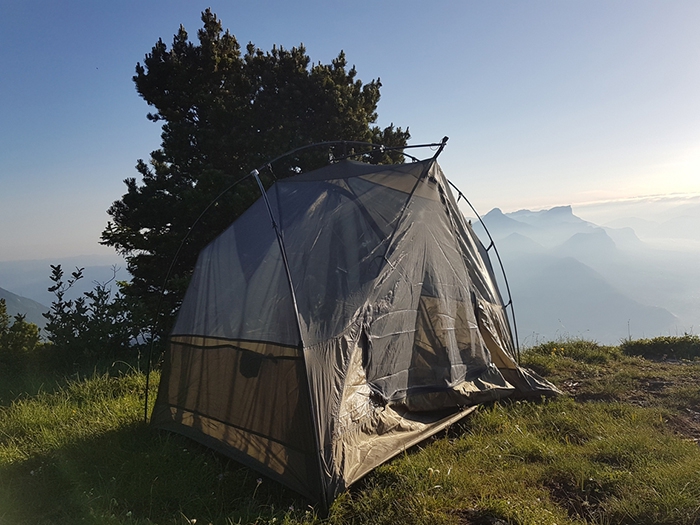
[507,205,582,226]
[545,205,573,216]
[484,207,505,217]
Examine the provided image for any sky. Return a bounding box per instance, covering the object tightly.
[1,0,700,262]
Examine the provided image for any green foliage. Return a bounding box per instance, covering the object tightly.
[526,339,622,364]
[101,9,410,336]
[0,370,320,524]
[522,339,622,379]
[330,396,700,525]
[42,265,144,369]
[620,334,700,360]
[521,336,700,412]
[0,298,42,373]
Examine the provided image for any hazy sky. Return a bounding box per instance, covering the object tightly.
[2,1,699,261]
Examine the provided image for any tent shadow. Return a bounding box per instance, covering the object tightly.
[0,421,313,524]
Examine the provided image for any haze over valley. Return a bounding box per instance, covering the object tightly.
[472,195,699,345]
[1,195,696,346]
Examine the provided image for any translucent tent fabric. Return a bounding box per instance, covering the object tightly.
[151,158,559,504]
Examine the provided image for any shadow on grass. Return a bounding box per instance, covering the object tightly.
[0,359,147,407]
[0,421,314,525]
[0,370,67,407]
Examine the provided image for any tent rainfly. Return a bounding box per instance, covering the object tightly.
[151,153,559,506]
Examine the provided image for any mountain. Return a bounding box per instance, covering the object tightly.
[476,205,599,248]
[0,254,125,306]
[497,232,546,255]
[472,205,688,344]
[552,228,618,263]
[601,226,645,250]
[509,205,583,225]
[659,215,700,240]
[602,202,700,242]
[508,257,676,344]
[0,287,48,329]
[482,208,536,232]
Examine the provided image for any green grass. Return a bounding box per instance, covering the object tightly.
[2,337,700,524]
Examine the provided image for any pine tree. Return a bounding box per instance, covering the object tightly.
[101,9,409,336]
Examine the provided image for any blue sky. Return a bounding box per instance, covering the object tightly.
[1,1,699,261]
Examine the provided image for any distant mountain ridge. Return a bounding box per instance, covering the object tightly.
[603,201,700,241]
[0,254,125,307]
[482,205,601,247]
[472,205,690,344]
[0,287,48,329]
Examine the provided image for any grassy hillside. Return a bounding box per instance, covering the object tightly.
[1,336,699,524]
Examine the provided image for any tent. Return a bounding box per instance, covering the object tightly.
[151,155,558,506]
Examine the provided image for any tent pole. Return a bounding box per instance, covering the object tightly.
[251,170,305,344]
[243,139,449,177]
[252,170,329,511]
[431,136,449,160]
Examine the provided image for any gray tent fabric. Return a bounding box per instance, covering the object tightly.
[151,158,559,504]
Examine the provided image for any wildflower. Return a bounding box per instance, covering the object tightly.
[253,477,263,498]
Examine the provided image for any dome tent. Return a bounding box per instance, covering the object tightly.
[150,142,558,507]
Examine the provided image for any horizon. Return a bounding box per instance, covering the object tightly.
[1,197,697,345]
[0,194,698,263]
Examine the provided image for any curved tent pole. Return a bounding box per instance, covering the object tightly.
[251,170,330,509]
[250,169,306,346]
[255,139,447,169]
[446,179,521,362]
[431,136,450,159]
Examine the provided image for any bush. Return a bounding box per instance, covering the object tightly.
[525,339,621,365]
[42,265,147,370]
[620,334,700,360]
[0,299,43,373]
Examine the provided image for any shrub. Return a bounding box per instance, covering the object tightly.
[0,299,43,373]
[42,265,146,370]
[620,334,700,360]
[525,339,621,365]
